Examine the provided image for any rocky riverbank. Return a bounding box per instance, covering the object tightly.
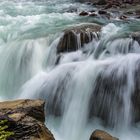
[77,0,140,21]
[0,99,55,140]
[0,99,119,140]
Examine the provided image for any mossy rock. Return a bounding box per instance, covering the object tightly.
[0,116,14,140]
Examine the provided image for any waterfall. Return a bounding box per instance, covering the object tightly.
[16,23,140,140]
[0,0,140,140]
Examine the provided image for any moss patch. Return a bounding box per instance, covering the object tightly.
[0,119,14,140]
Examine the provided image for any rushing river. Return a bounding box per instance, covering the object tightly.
[0,0,140,140]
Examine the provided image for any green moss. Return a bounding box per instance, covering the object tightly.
[0,119,14,140]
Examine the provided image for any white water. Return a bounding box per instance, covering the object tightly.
[0,0,140,140]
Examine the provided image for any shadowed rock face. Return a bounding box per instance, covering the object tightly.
[88,57,140,127]
[90,130,119,140]
[0,99,55,140]
[57,23,101,54]
[131,32,140,45]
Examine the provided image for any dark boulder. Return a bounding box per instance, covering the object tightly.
[90,130,119,140]
[98,10,111,19]
[98,10,108,14]
[57,23,101,53]
[79,11,89,16]
[57,30,78,53]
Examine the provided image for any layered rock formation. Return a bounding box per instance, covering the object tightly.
[0,99,55,140]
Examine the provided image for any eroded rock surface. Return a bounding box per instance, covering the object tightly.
[0,99,55,140]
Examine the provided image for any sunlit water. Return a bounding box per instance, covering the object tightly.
[0,0,140,140]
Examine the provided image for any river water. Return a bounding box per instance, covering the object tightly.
[0,0,140,140]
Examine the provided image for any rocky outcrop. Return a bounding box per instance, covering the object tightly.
[131,31,140,45]
[0,99,55,140]
[57,23,101,53]
[90,130,119,140]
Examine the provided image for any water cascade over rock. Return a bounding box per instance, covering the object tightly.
[0,0,140,140]
[17,23,140,140]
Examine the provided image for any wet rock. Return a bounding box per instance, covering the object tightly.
[95,0,107,5]
[0,99,55,140]
[90,130,119,140]
[88,55,140,127]
[57,23,101,53]
[104,3,113,9]
[98,10,108,14]
[79,11,89,16]
[124,11,134,15]
[136,9,140,15]
[131,31,140,45]
[119,15,128,20]
[57,30,78,53]
[98,10,111,19]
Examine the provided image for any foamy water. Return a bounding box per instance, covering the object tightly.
[0,0,140,140]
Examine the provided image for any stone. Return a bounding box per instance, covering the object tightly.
[57,23,101,53]
[131,31,140,45]
[98,10,108,15]
[95,0,107,5]
[119,15,128,20]
[0,99,55,140]
[79,11,89,16]
[104,3,113,9]
[57,30,78,53]
[90,130,119,140]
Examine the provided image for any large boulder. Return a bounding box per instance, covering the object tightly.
[57,23,101,53]
[0,99,55,140]
[90,130,119,140]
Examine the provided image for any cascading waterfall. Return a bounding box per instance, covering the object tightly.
[0,0,140,140]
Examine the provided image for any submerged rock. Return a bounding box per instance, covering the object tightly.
[90,130,119,140]
[0,99,55,140]
[57,23,101,53]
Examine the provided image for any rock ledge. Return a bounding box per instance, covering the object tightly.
[0,99,55,140]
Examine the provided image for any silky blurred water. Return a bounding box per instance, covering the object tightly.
[0,0,140,140]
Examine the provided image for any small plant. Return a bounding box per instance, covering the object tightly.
[0,119,14,140]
